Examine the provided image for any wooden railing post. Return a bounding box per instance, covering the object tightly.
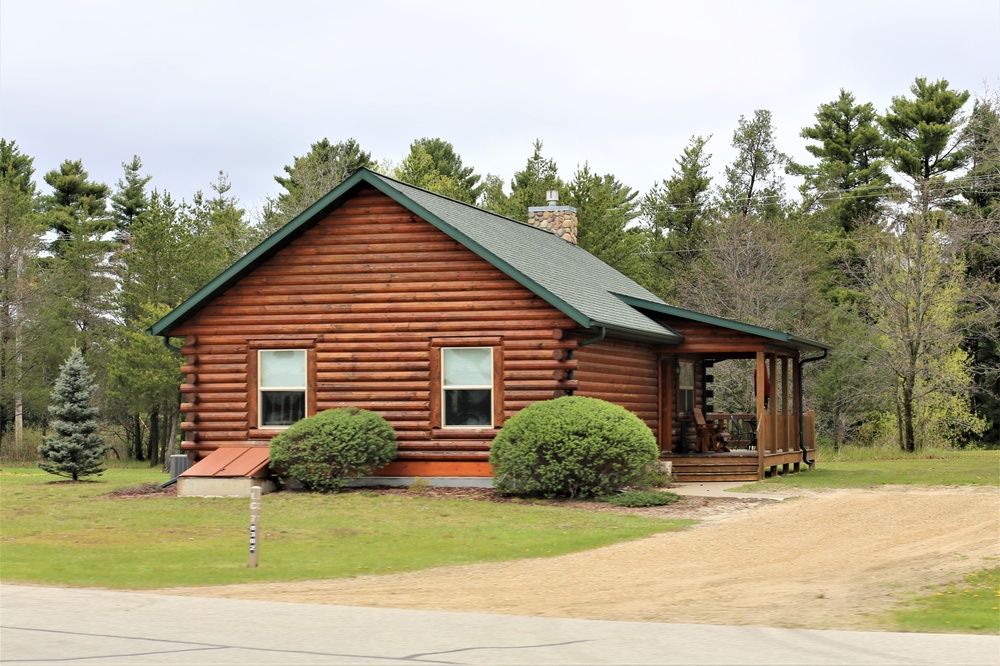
[755,352,767,479]
[768,353,778,454]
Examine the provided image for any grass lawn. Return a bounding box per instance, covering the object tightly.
[745,449,1000,490]
[893,567,1000,635]
[0,466,689,590]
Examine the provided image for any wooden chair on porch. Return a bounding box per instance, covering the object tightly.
[727,416,757,450]
[692,408,728,453]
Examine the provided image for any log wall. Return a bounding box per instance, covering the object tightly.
[172,186,579,475]
[573,338,659,434]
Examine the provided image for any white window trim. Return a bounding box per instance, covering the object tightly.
[258,348,308,429]
[441,346,494,429]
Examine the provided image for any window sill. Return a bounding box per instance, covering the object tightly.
[249,428,290,439]
[431,428,500,440]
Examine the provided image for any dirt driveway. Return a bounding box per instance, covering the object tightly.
[159,487,999,631]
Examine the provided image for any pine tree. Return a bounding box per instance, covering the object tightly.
[37,349,109,480]
[394,138,482,204]
[481,140,564,220]
[264,138,373,232]
[111,155,152,239]
[719,110,789,220]
[641,135,713,297]
[790,90,891,232]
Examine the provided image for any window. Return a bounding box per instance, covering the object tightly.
[678,360,694,415]
[442,347,493,427]
[258,349,306,428]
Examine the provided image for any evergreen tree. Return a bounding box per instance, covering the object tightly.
[955,95,1000,447]
[37,349,109,480]
[566,163,646,283]
[481,140,565,220]
[394,138,482,203]
[111,155,151,238]
[265,138,373,232]
[719,110,788,220]
[39,160,114,356]
[641,135,713,297]
[865,78,977,451]
[790,90,891,232]
[41,159,113,250]
[0,140,45,445]
[109,189,190,462]
[881,77,970,211]
[186,172,256,283]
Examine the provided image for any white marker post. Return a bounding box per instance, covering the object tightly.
[248,485,261,568]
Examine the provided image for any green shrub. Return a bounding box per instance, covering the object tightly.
[490,396,659,498]
[269,408,397,492]
[605,490,681,507]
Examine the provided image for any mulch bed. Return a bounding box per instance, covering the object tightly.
[99,481,770,519]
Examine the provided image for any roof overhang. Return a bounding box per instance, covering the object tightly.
[614,294,830,354]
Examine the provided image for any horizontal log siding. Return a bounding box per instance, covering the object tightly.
[172,187,577,469]
[573,338,659,434]
[660,320,776,355]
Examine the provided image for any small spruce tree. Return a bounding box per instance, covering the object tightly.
[38,349,109,481]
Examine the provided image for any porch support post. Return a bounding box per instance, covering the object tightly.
[769,353,778,455]
[794,353,805,462]
[755,352,766,480]
[658,356,672,453]
[781,356,790,454]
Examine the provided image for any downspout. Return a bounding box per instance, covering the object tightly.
[798,349,828,468]
[578,326,606,347]
[162,337,182,353]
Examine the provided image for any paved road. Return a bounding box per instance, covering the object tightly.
[2,584,997,665]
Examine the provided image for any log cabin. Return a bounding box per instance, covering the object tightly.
[149,168,829,489]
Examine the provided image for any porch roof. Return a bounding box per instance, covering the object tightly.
[615,294,831,354]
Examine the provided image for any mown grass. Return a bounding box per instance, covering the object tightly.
[0,466,689,589]
[745,449,999,490]
[894,567,1000,634]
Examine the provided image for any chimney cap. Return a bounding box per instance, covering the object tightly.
[545,190,559,206]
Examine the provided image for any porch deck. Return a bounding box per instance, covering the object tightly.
[663,410,816,482]
[663,448,813,482]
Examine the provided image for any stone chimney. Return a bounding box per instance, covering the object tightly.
[527,190,578,244]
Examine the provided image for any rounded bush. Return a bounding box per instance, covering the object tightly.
[269,408,397,492]
[490,396,659,498]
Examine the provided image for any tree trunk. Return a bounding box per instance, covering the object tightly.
[147,410,159,467]
[133,412,144,461]
[901,374,916,452]
[834,403,842,453]
[895,384,905,451]
[158,408,170,466]
[162,406,179,473]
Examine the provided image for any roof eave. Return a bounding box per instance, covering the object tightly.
[613,294,830,353]
[594,321,685,345]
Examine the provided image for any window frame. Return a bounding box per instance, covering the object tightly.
[248,339,317,436]
[678,359,695,415]
[430,337,503,433]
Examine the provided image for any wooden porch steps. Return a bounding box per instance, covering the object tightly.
[666,455,761,483]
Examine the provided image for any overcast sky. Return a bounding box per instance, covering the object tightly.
[1,0,997,212]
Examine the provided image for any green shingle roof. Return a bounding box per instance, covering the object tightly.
[148,168,827,354]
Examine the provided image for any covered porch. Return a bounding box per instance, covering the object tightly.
[641,304,828,483]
